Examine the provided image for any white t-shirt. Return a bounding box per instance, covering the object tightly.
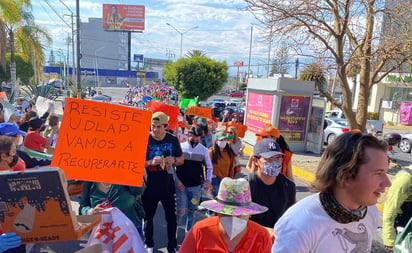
[272,193,380,253]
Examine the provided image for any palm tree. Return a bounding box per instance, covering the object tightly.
[298,63,327,91]
[0,0,20,75]
[185,49,206,58]
[0,0,51,95]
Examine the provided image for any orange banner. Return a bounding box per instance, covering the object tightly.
[149,101,179,130]
[185,106,212,119]
[51,98,152,186]
[0,92,7,99]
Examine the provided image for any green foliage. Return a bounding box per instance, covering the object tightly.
[185,50,206,58]
[239,83,247,90]
[163,55,229,101]
[20,82,60,101]
[66,77,88,98]
[299,63,327,90]
[270,44,289,76]
[0,52,34,83]
[367,112,379,120]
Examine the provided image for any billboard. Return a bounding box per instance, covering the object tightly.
[278,95,311,143]
[245,92,274,134]
[102,4,145,31]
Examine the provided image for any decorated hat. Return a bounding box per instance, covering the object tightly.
[200,177,268,216]
[214,131,227,140]
[253,138,284,158]
[151,111,169,125]
[256,124,280,139]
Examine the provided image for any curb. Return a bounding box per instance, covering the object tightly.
[243,146,384,213]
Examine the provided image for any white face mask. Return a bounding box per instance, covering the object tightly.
[217,140,227,149]
[220,216,248,240]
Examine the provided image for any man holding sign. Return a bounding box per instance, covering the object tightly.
[143,112,184,253]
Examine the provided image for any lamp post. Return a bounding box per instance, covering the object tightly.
[94,47,105,89]
[166,23,198,58]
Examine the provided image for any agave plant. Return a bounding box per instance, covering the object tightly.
[20,82,60,102]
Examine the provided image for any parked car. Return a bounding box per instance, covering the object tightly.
[399,132,412,153]
[228,91,244,97]
[220,107,245,123]
[323,118,350,145]
[210,101,226,117]
[92,94,112,103]
[325,109,383,135]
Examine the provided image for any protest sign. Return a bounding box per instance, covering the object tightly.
[51,98,151,186]
[179,98,198,109]
[35,96,53,117]
[185,106,212,118]
[225,121,248,138]
[0,91,7,99]
[0,168,100,243]
[149,101,179,130]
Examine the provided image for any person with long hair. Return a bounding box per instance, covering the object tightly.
[226,126,244,173]
[105,5,124,30]
[209,131,236,197]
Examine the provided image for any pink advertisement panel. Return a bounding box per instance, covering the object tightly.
[278,95,311,143]
[399,102,412,125]
[103,4,145,31]
[245,93,274,134]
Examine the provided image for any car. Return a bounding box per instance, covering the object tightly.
[228,91,244,97]
[398,132,412,153]
[220,107,245,123]
[323,118,350,145]
[210,101,226,117]
[92,94,112,103]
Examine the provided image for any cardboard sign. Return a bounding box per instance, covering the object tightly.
[0,168,100,243]
[179,98,198,109]
[51,98,152,186]
[149,101,179,130]
[225,122,248,138]
[185,106,212,119]
[35,96,54,117]
[0,91,7,99]
[0,97,15,122]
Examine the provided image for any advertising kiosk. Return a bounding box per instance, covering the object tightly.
[244,77,325,153]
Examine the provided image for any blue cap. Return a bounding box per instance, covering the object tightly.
[0,123,26,136]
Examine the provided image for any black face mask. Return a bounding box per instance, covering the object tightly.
[9,153,19,167]
[189,139,199,148]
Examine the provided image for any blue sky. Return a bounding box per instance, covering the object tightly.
[32,0,298,77]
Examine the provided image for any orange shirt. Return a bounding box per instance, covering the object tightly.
[208,148,235,179]
[180,216,272,253]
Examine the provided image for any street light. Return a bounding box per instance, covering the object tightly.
[94,47,105,89]
[166,23,198,58]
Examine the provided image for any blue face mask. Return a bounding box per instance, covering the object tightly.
[261,162,282,177]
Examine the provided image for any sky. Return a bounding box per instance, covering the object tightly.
[32,0,298,77]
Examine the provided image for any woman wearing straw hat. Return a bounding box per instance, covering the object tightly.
[180,177,272,252]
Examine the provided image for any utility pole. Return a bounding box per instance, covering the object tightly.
[76,0,81,98]
[295,58,299,79]
[247,26,253,82]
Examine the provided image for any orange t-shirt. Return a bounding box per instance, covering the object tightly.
[180,216,272,253]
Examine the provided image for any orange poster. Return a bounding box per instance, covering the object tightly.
[185,106,212,119]
[51,98,152,186]
[0,91,7,99]
[225,122,248,138]
[149,101,179,130]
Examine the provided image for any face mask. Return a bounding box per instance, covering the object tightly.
[217,141,227,149]
[189,139,199,148]
[261,162,282,177]
[220,216,248,240]
[17,135,23,146]
[8,153,19,167]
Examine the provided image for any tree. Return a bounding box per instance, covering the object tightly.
[270,44,289,77]
[163,55,228,101]
[0,52,34,83]
[246,0,412,130]
[185,49,206,58]
[0,0,51,93]
[299,63,327,91]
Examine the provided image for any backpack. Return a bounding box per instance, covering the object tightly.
[394,217,412,253]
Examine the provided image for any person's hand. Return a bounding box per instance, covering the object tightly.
[151,156,163,166]
[0,233,21,252]
[87,206,105,215]
[176,181,185,191]
[203,182,213,194]
[165,156,175,167]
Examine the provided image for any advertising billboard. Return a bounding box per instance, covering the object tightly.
[245,92,274,134]
[102,4,145,31]
[278,95,311,143]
